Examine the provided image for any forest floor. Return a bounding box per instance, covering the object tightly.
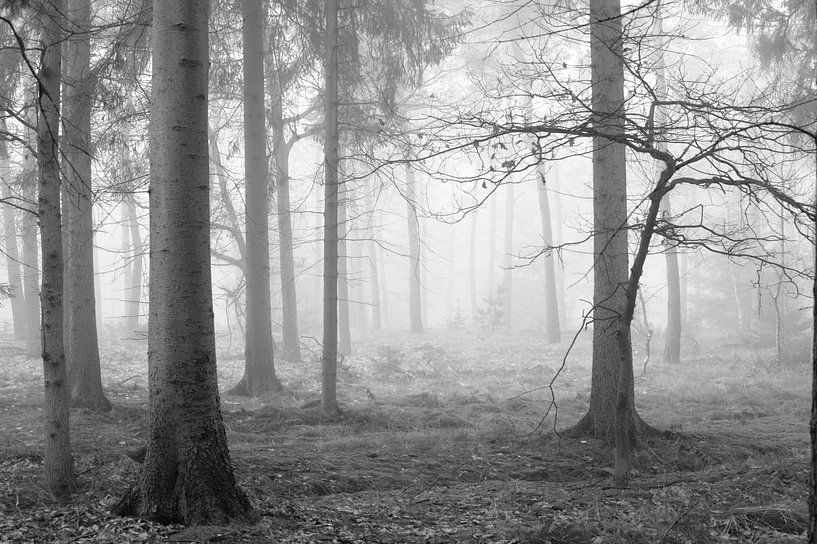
[0,327,810,543]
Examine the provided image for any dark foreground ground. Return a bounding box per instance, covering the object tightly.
[0,328,809,543]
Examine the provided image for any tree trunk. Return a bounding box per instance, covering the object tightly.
[232,0,281,396]
[503,183,514,328]
[364,177,381,330]
[126,197,143,330]
[38,1,74,497]
[536,166,560,343]
[469,212,477,321]
[337,144,352,355]
[322,0,340,417]
[809,156,816,543]
[488,194,496,293]
[112,1,254,524]
[63,0,110,411]
[0,128,25,340]
[572,0,640,444]
[21,146,40,357]
[269,71,301,363]
[550,164,567,326]
[405,162,423,333]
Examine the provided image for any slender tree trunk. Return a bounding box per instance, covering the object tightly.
[232,0,281,396]
[654,9,681,364]
[536,166,560,343]
[126,197,143,329]
[38,1,74,497]
[488,195,496,292]
[469,212,477,321]
[269,72,301,362]
[209,130,246,262]
[63,0,110,411]
[503,183,514,328]
[364,177,381,330]
[679,252,688,325]
[112,1,254,524]
[551,165,567,325]
[337,144,352,355]
[21,151,40,357]
[572,0,640,446]
[447,227,454,322]
[377,240,388,328]
[405,162,423,333]
[0,132,25,340]
[322,0,340,416]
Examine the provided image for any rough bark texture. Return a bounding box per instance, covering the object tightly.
[322,0,340,417]
[38,1,74,497]
[405,163,423,334]
[571,0,639,443]
[232,0,281,396]
[809,162,816,543]
[63,0,110,412]
[536,167,560,344]
[269,72,301,363]
[113,1,254,524]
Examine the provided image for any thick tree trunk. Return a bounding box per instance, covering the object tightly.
[113,1,254,524]
[571,0,641,444]
[405,163,423,333]
[809,156,816,543]
[126,197,143,330]
[232,0,281,396]
[0,132,25,340]
[38,1,74,497]
[664,243,682,364]
[536,166,560,343]
[503,183,514,328]
[269,73,301,363]
[63,0,110,411]
[322,0,340,416]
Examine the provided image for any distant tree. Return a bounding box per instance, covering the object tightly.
[112,0,254,524]
[62,0,110,411]
[230,0,283,397]
[406,160,423,333]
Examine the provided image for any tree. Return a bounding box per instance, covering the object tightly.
[62,0,110,411]
[112,0,254,524]
[406,161,423,333]
[322,0,340,417]
[37,0,74,498]
[536,163,560,343]
[231,0,283,396]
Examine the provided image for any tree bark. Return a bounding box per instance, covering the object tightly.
[536,166,560,344]
[63,0,110,411]
[37,0,74,497]
[232,0,282,396]
[571,0,641,444]
[488,194,496,293]
[322,0,340,417]
[269,71,301,363]
[405,162,423,334]
[113,0,254,524]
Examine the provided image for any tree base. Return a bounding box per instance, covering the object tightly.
[227,374,283,397]
[564,409,664,444]
[71,393,112,412]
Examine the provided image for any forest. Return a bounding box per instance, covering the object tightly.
[0,0,814,542]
